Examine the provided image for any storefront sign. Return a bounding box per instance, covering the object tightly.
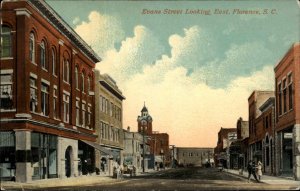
[284,133,293,139]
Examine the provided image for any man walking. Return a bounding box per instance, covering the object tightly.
[247,161,259,183]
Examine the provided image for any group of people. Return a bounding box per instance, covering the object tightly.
[247,160,263,183]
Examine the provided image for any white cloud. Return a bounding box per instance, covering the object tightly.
[74,11,275,147]
[74,11,125,57]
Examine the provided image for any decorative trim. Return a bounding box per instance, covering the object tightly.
[15,8,32,18]
[0,57,14,60]
[89,91,95,96]
[82,100,86,104]
[0,109,16,112]
[41,78,50,85]
[76,97,80,101]
[15,113,32,119]
[72,49,78,55]
[58,39,64,46]
[30,72,38,79]
[53,85,58,89]
[0,69,13,74]
[63,90,70,96]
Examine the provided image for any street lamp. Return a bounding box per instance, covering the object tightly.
[141,118,147,173]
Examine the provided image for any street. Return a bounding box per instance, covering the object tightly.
[3,167,299,191]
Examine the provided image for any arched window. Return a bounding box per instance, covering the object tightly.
[52,49,56,76]
[29,32,35,63]
[81,72,85,92]
[1,26,12,58]
[63,59,69,83]
[40,40,46,69]
[75,67,79,89]
[87,76,91,93]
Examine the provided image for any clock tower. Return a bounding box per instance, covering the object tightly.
[137,103,153,135]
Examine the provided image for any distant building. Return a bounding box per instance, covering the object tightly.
[94,71,125,176]
[122,127,149,173]
[176,147,214,167]
[214,127,236,168]
[274,42,300,179]
[137,104,170,168]
[0,0,100,182]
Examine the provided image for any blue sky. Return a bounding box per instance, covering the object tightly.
[47,0,300,147]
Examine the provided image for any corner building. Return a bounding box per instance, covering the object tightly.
[0,0,100,182]
[274,42,300,179]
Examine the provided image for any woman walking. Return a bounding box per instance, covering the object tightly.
[257,161,263,180]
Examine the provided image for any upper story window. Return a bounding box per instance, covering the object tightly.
[75,67,79,89]
[278,82,282,116]
[282,79,287,113]
[63,93,70,123]
[53,86,58,119]
[40,41,46,69]
[63,60,69,83]
[52,49,57,76]
[29,33,35,63]
[288,73,293,111]
[87,76,91,93]
[0,73,13,110]
[1,26,12,58]
[81,72,85,92]
[76,100,80,126]
[30,77,37,112]
[41,83,49,116]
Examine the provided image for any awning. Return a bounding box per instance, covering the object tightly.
[155,156,163,163]
[81,140,114,157]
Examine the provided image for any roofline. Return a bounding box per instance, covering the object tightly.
[28,0,101,63]
[99,80,126,100]
[274,42,300,71]
[247,90,274,101]
[259,97,275,112]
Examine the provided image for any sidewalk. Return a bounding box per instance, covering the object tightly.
[0,175,120,190]
[225,168,300,186]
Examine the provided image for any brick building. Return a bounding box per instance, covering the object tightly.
[137,104,170,169]
[274,42,300,179]
[0,0,100,182]
[248,91,274,164]
[94,71,125,176]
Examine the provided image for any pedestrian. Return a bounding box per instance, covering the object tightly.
[247,160,259,183]
[257,161,263,180]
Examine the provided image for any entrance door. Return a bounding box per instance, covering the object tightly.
[65,146,72,177]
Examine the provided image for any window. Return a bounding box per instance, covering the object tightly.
[29,33,35,63]
[87,76,91,93]
[1,26,12,58]
[288,73,293,110]
[41,83,49,116]
[87,105,91,128]
[63,93,69,123]
[30,77,37,112]
[52,49,56,76]
[63,60,69,83]
[105,99,108,114]
[100,122,104,139]
[82,103,86,127]
[75,67,79,89]
[81,73,85,92]
[278,83,282,115]
[40,41,46,69]
[0,73,13,110]
[76,100,80,126]
[53,87,58,119]
[283,79,287,113]
[110,102,113,116]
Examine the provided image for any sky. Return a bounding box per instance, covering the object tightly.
[47,0,300,147]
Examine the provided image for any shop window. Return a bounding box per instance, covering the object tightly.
[1,26,12,58]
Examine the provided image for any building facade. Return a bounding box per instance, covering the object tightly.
[0,0,100,182]
[248,91,274,164]
[274,42,300,179]
[176,147,214,167]
[94,71,125,176]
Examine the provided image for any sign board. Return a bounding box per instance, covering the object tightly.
[284,133,293,139]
